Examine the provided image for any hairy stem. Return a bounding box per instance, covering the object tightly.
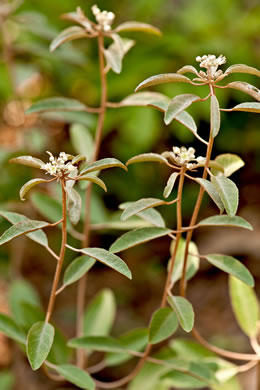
[161,166,185,307]
[76,32,107,368]
[45,179,67,323]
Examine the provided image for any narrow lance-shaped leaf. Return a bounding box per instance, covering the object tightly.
[198,215,253,230]
[224,102,260,113]
[120,92,169,107]
[225,82,260,102]
[50,26,87,52]
[229,276,259,337]
[126,153,168,165]
[52,364,95,390]
[135,73,194,92]
[115,21,161,36]
[80,158,127,175]
[163,172,179,198]
[119,202,165,228]
[149,307,178,344]
[68,335,126,353]
[225,64,260,77]
[0,220,50,246]
[83,289,116,337]
[20,178,50,201]
[26,97,87,114]
[77,174,107,192]
[0,211,49,248]
[211,153,244,177]
[71,154,87,165]
[63,256,96,289]
[170,238,200,284]
[196,178,224,213]
[164,94,201,125]
[27,322,55,370]
[104,38,135,74]
[9,155,44,169]
[167,296,194,332]
[121,198,165,221]
[0,313,26,344]
[67,246,132,279]
[66,188,81,226]
[109,227,172,253]
[205,254,254,287]
[211,176,239,216]
[177,65,200,76]
[210,95,221,137]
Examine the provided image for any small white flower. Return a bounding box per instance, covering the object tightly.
[196,54,226,79]
[186,163,195,170]
[197,156,206,163]
[92,4,115,31]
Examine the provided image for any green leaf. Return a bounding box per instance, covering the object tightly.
[0,220,49,246]
[9,155,44,169]
[225,64,260,77]
[52,364,94,390]
[229,276,259,337]
[196,178,224,213]
[121,198,164,221]
[68,335,125,353]
[106,328,148,366]
[26,97,87,114]
[115,21,161,36]
[104,37,135,74]
[9,279,41,328]
[0,211,48,247]
[199,215,253,231]
[164,94,200,125]
[70,123,94,160]
[226,102,260,113]
[80,158,127,175]
[119,202,165,227]
[163,172,179,198]
[167,296,194,332]
[205,254,254,286]
[66,188,81,226]
[0,313,26,344]
[50,26,87,52]
[83,289,116,337]
[162,371,206,389]
[31,193,63,224]
[120,92,169,107]
[170,238,200,284]
[27,322,55,370]
[126,153,168,166]
[135,74,194,92]
[210,95,221,138]
[20,178,49,201]
[225,82,260,102]
[211,176,239,217]
[69,247,132,279]
[77,174,107,192]
[109,227,172,253]
[149,307,178,344]
[211,154,245,177]
[63,256,96,289]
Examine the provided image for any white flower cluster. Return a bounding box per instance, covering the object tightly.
[164,147,206,170]
[91,4,115,31]
[42,152,77,176]
[196,54,226,79]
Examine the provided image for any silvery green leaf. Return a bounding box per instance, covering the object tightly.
[210,95,221,137]
[66,188,81,225]
[163,172,179,198]
[211,176,239,216]
[50,26,87,52]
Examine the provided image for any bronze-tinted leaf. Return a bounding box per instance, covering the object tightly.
[225,82,260,102]
[135,74,194,92]
[225,64,260,78]
[50,26,87,52]
[120,92,169,107]
[9,156,44,169]
[126,153,168,166]
[177,65,199,76]
[20,178,50,201]
[225,102,260,113]
[115,21,161,36]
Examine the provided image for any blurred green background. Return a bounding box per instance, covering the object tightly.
[0,0,259,389]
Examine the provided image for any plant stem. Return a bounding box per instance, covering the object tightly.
[180,84,215,297]
[76,32,107,368]
[45,178,67,323]
[161,166,185,307]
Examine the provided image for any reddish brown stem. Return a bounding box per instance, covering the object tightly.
[76,32,107,368]
[45,178,67,323]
